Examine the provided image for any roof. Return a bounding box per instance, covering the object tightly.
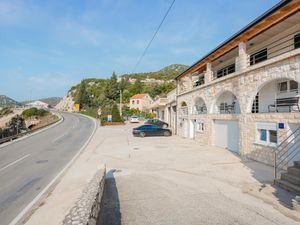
[130,93,148,99]
[175,0,298,80]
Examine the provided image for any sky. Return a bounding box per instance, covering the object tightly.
[0,0,281,101]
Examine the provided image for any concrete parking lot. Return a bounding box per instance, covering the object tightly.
[96,123,300,225]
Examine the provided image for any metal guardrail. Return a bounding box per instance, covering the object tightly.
[274,126,300,179]
[0,118,61,145]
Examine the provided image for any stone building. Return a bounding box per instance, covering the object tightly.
[129,93,153,112]
[174,0,300,173]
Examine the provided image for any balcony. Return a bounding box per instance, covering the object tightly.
[193,97,207,114]
[215,91,240,114]
[191,72,205,88]
[251,79,300,113]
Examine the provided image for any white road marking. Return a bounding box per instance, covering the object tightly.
[8,114,98,225]
[52,133,67,143]
[0,154,30,172]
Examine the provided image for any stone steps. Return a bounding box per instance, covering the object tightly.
[281,173,300,186]
[275,179,300,196]
[287,167,300,178]
[276,161,300,195]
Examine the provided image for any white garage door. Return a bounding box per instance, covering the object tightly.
[214,120,239,154]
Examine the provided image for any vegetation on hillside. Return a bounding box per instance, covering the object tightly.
[0,115,26,138]
[22,107,50,119]
[121,64,188,81]
[69,64,185,121]
[0,107,13,118]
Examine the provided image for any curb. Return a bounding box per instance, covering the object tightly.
[8,113,98,225]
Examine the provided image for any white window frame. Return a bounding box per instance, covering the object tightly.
[277,80,299,94]
[256,122,278,147]
[195,120,204,133]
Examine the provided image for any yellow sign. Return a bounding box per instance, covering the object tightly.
[75,103,80,110]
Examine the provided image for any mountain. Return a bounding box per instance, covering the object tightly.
[121,64,189,81]
[22,97,62,107]
[0,95,21,107]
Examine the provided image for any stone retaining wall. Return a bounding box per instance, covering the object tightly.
[62,168,106,225]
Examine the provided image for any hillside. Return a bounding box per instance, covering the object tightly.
[0,95,21,107]
[22,97,62,107]
[121,64,188,81]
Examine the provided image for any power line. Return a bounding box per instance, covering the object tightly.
[131,0,176,73]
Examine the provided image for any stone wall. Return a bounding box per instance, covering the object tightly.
[176,51,300,166]
[62,169,106,225]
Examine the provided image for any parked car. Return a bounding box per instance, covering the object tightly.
[145,119,168,128]
[130,116,139,123]
[132,125,172,137]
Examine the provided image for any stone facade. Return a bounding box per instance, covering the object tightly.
[176,50,300,166]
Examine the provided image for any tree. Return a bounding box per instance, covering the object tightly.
[7,115,26,133]
[118,77,129,92]
[111,104,123,122]
[134,79,143,94]
[104,72,119,100]
[77,79,90,109]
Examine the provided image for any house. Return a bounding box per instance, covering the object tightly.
[148,97,168,121]
[129,93,153,112]
[174,0,300,192]
[26,100,49,109]
[148,89,177,131]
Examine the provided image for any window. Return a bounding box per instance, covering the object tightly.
[295,34,300,49]
[137,100,139,104]
[277,80,298,93]
[251,94,259,113]
[278,81,288,93]
[256,122,277,146]
[259,129,267,141]
[216,63,235,78]
[269,130,277,144]
[132,100,135,104]
[196,121,204,132]
[250,48,267,65]
[290,80,298,92]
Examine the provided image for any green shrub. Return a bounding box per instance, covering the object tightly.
[111,104,123,122]
[22,108,49,119]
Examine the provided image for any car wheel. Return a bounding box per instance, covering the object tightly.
[164,131,171,136]
[140,132,146,137]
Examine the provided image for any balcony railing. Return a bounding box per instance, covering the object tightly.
[218,102,236,114]
[247,29,300,66]
[193,105,207,114]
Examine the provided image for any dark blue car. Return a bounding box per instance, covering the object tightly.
[132,125,172,137]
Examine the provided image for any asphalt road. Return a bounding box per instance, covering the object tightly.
[0,112,95,225]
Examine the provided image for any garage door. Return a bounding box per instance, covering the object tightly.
[214,120,239,153]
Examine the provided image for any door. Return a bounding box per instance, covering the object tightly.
[214,120,239,153]
[288,123,300,166]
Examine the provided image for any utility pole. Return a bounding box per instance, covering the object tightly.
[120,90,122,116]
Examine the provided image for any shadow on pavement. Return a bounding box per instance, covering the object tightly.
[97,169,121,225]
[242,158,297,210]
